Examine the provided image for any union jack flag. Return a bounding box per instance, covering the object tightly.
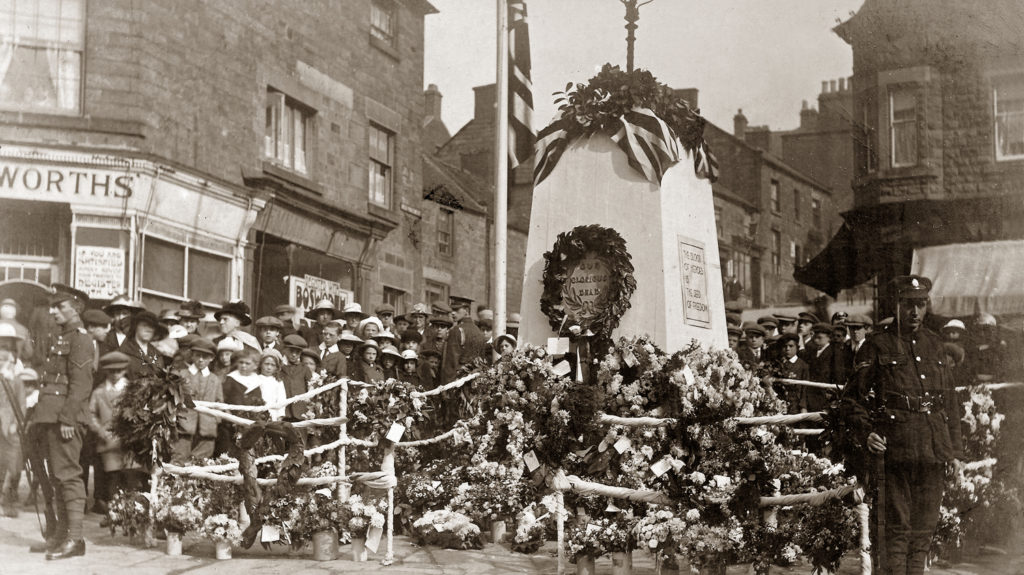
[508,0,534,169]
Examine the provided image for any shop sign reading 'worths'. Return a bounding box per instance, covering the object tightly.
[0,162,135,201]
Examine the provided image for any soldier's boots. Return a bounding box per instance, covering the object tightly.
[46,539,85,560]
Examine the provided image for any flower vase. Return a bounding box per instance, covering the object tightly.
[214,540,232,560]
[165,531,183,556]
[351,537,367,562]
[131,525,154,548]
[698,558,726,575]
[490,519,507,544]
[575,555,597,575]
[612,550,633,575]
[312,529,338,561]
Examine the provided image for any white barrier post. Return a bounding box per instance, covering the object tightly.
[339,379,350,500]
[556,490,565,575]
[857,502,871,575]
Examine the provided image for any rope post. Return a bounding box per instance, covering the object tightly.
[149,438,161,507]
[339,379,350,501]
[385,485,395,565]
[556,490,565,575]
[857,502,872,575]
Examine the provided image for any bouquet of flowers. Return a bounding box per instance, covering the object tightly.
[294,490,352,543]
[107,489,154,544]
[452,462,528,523]
[511,496,558,554]
[152,478,204,534]
[345,494,387,536]
[565,520,607,561]
[677,516,744,569]
[792,500,859,574]
[202,514,243,546]
[262,490,305,546]
[411,509,483,549]
[633,506,686,562]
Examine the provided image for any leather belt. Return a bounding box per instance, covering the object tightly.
[886,391,943,413]
[39,382,69,397]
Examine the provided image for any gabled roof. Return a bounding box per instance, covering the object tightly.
[835,0,1024,51]
[421,154,488,215]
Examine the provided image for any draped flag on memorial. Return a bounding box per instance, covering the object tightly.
[508,0,535,169]
[610,108,681,185]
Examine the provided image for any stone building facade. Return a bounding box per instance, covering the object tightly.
[0,0,445,320]
[805,0,1024,304]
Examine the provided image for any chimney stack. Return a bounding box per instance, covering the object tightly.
[733,109,748,140]
[822,81,829,94]
[473,84,497,123]
[424,84,443,118]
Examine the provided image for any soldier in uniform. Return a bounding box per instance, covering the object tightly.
[840,276,963,575]
[440,296,486,385]
[29,284,94,559]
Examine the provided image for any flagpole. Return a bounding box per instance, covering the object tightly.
[494,0,510,337]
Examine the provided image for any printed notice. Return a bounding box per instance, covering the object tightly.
[677,236,711,328]
[75,246,125,299]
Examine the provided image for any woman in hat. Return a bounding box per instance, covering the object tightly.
[494,334,517,358]
[119,310,167,382]
[350,340,384,384]
[379,344,402,381]
[214,301,261,352]
[177,300,205,335]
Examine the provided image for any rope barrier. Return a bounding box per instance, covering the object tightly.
[192,405,348,429]
[793,428,824,436]
[411,372,480,398]
[162,463,351,487]
[964,458,996,472]
[956,382,1024,392]
[759,484,860,507]
[734,411,824,425]
[395,427,462,447]
[772,377,845,391]
[597,413,676,427]
[194,377,350,413]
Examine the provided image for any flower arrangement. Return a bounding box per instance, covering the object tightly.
[633,506,685,563]
[511,496,558,554]
[451,462,529,524]
[564,519,607,561]
[792,500,859,574]
[152,477,204,534]
[295,490,352,543]
[107,490,154,544]
[345,494,387,536]
[202,514,243,546]
[411,509,483,550]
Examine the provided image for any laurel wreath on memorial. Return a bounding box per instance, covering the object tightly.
[540,224,636,338]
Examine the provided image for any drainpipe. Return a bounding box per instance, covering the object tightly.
[356,235,379,304]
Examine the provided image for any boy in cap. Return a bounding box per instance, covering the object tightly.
[88,352,146,501]
[399,350,421,387]
[400,329,422,353]
[726,325,742,352]
[796,311,819,352]
[279,335,313,420]
[774,333,808,409]
[737,322,766,368]
[374,304,396,332]
[393,314,410,336]
[845,314,873,369]
[418,350,442,390]
[840,276,963,575]
[255,316,284,351]
[302,299,338,348]
[421,315,452,358]
[273,304,298,338]
[171,339,222,464]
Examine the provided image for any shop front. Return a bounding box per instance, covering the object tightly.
[0,144,265,322]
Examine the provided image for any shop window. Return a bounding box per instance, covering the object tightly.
[0,0,83,114]
[425,281,448,308]
[140,236,230,305]
[793,189,800,221]
[369,124,393,207]
[370,0,396,45]
[889,89,918,167]
[769,180,780,213]
[382,286,405,314]
[265,90,313,175]
[771,230,781,276]
[437,209,454,256]
[995,75,1024,160]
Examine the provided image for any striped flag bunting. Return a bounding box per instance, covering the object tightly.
[532,119,570,186]
[693,139,720,183]
[609,107,681,185]
[508,0,535,169]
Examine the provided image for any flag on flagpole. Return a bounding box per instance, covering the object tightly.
[508,0,534,169]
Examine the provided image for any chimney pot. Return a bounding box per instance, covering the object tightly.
[733,108,749,140]
[822,81,829,94]
[830,79,838,93]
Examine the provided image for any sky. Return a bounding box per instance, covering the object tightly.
[424,0,865,135]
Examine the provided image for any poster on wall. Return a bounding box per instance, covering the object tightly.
[75,246,125,299]
[677,235,711,328]
[289,274,353,317]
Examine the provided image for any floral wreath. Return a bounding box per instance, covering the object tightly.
[541,224,636,337]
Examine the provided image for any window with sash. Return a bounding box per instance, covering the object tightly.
[370,0,396,45]
[995,76,1024,160]
[369,124,393,207]
[890,89,918,167]
[0,0,84,113]
[437,209,454,256]
[265,90,313,175]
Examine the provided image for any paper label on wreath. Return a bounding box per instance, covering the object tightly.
[386,422,406,442]
[682,365,695,386]
[650,458,672,477]
[524,450,541,472]
[613,436,631,454]
[598,439,609,453]
[561,254,612,328]
[366,526,383,552]
[315,487,332,497]
[623,348,638,367]
[586,523,602,535]
[552,360,572,377]
[434,523,445,532]
[605,502,621,512]
[261,524,281,542]
[431,480,442,490]
[547,337,570,356]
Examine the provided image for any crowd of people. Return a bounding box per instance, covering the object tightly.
[0,287,519,559]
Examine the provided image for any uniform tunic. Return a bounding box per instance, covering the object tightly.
[841,324,963,575]
[440,318,486,384]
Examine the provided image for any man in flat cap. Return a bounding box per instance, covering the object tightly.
[840,276,962,575]
[440,296,486,386]
[29,284,94,559]
[737,322,766,369]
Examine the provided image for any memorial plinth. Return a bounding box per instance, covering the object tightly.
[519,135,728,350]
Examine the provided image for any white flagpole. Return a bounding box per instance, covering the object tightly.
[494,0,509,337]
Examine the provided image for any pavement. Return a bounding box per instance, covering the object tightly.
[0,499,1022,575]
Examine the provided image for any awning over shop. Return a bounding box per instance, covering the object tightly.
[793,219,900,299]
[911,240,1024,317]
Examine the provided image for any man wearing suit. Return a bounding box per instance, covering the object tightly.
[737,322,767,369]
[440,297,486,385]
[775,333,809,409]
[845,314,873,371]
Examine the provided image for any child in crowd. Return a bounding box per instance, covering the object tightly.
[380,345,402,381]
[217,348,264,455]
[399,350,421,387]
[89,352,147,498]
[258,349,288,421]
[419,350,442,390]
[214,337,243,379]
[172,338,222,465]
[0,338,25,518]
[400,330,422,353]
[351,340,384,384]
[495,334,517,357]
[300,347,321,374]
[338,331,363,364]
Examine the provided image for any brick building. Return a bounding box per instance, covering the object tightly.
[798,0,1024,308]
[0,0,445,321]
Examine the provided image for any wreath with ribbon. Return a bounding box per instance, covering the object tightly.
[541,224,636,337]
